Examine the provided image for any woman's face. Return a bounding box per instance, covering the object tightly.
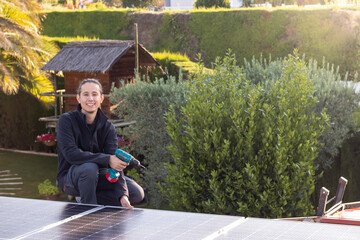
[76,82,104,115]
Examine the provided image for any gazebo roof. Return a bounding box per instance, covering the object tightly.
[41,40,160,73]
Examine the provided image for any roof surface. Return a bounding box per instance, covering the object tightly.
[41,40,158,72]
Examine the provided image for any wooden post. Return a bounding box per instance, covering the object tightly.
[334,177,348,205]
[60,90,63,115]
[317,187,329,216]
[54,72,57,132]
[135,23,139,80]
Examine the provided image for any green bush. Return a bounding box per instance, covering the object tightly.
[163,51,328,218]
[111,74,187,207]
[242,55,360,169]
[308,60,360,169]
[0,90,50,150]
[38,179,60,196]
[353,107,360,128]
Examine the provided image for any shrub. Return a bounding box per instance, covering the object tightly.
[353,107,360,129]
[163,51,328,218]
[111,74,187,207]
[38,179,60,196]
[242,55,360,169]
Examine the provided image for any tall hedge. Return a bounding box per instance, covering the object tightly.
[164,51,328,217]
[40,10,132,39]
[186,9,292,66]
[287,9,359,76]
[0,90,49,149]
[41,9,360,77]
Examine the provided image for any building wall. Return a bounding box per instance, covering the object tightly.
[164,0,242,9]
[109,50,136,89]
[230,0,242,8]
[165,0,195,10]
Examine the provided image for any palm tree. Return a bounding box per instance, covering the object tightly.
[0,0,57,101]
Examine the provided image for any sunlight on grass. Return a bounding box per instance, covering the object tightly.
[42,35,99,43]
[152,51,208,75]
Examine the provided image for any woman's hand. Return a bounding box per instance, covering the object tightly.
[120,195,134,209]
[109,155,129,171]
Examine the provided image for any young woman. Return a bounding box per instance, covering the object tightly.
[56,79,144,208]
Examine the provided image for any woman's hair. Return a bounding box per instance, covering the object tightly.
[77,79,103,95]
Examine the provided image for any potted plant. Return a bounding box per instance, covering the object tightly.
[35,134,57,147]
[38,179,60,200]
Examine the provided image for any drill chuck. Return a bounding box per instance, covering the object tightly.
[115,149,145,169]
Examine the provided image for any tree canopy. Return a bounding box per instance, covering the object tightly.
[0,0,57,101]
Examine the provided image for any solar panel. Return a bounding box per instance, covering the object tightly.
[218,217,360,240]
[0,197,98,239]
[1,196,359,240]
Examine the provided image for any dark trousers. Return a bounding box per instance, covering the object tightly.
[63,162,144,206]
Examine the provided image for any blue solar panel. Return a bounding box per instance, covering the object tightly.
[18,206,242,240]
[1,196,359,240]
[218,217,360,240]
[0,197,98,239]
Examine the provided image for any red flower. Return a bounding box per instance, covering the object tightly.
[36,134,56,142]
[117,136,131,147]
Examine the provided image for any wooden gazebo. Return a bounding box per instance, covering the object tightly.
[41,40,161,119]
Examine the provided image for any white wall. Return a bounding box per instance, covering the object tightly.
[230,0,242,8]
[165,0,196,10]
[165,0,243,10]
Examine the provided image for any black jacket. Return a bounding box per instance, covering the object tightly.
[56,104,128,197]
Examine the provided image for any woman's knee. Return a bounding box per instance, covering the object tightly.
[77,163,99,181]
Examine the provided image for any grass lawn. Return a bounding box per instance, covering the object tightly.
[0,149,155,208]
[0,149,69,201]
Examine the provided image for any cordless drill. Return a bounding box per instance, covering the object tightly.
[106,149,145,183]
